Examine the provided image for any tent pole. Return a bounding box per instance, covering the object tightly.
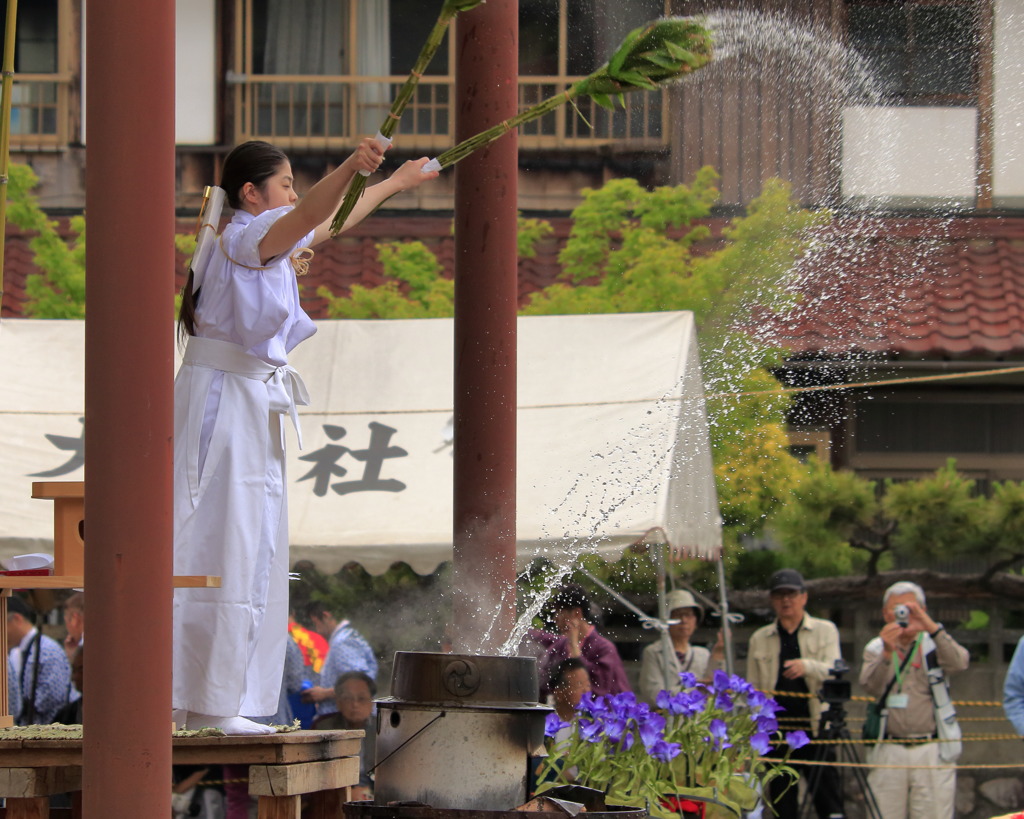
[655,544,675,693]
[716,554,734,675]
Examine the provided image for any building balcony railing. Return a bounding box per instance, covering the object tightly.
[4,76,71,150]
[230,74,667,153]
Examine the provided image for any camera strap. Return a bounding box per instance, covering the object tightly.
[891,633,922,693]
[877,639,918,710]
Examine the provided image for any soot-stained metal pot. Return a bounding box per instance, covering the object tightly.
[373,651,553,811]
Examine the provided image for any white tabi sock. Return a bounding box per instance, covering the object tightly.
[185,713,276,736]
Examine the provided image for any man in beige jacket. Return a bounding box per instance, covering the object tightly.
[745,568,843,818]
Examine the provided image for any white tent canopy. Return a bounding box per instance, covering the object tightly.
[0,312,721,575]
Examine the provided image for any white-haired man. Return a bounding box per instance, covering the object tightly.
[859,581,968,819]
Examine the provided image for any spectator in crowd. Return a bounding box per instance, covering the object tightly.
[539,658,593,785]
[550,659,591,736]
[528,584,631,699]
[302,602,377,717]
[638,589,724,703]
[745,569,843,819]
[8,655,19,722]
[54,645,84,725]
[860,581,968,819]
[314,671,377,799]
[6,595,71,725]
[62,593,84,705]
[1003,635,1024,735]
[62,593,84,662]
[288,612,327,728]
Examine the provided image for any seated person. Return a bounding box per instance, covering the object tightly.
[314,670,377,799]
[550,658,591,741]
[528,584,631,698]
[638,589,724,703]
[54,645,84,725]
[536,659,592,787]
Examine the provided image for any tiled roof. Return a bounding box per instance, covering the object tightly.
[5,214,1024,362]
[754,216,1024,361]
[0,216,572,319]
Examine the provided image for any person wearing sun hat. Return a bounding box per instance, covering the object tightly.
[638,589,724,703]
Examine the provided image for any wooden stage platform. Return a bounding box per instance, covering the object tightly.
[0,728,363,818]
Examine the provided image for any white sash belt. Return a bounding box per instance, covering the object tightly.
[184,335,310,448]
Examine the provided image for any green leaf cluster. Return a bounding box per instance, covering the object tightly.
[323,171,831,536]
[321,215,552,319]
[578,17,714,109]
[319,240,454,319]
[7,164,86,318]
[6,163,199,319]
[770,458,1024,578]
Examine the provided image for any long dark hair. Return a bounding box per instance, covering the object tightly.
[177,141,290,341]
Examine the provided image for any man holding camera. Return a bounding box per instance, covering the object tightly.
[746,569,844,818]
[859,581,968,819]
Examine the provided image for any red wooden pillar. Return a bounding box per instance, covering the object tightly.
[83,0,175,814]
[452,1,519,654]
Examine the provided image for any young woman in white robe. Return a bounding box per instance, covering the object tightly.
[173,139,438,735]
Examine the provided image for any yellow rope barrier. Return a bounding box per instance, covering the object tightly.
[772,758,1024,771]
[706,365,1024,400]
[761,689,1006,708]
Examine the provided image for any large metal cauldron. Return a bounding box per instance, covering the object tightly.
[348,786,647,819]
[372,651,551,811]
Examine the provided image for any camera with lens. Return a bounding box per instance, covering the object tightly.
[894,603,910,628]
[819,659,851,706]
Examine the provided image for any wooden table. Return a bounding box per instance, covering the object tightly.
[0,728,363,818]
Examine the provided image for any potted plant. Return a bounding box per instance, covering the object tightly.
[536,670,811,818]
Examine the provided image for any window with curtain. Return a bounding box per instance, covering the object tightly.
[0,0,61,137]
[245,0,390,140]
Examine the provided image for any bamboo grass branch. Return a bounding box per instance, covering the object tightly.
[330,0,485,235]
[0,0,19,310]
[432,17,713,171]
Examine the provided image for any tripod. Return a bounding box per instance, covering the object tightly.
[800,694,883,819]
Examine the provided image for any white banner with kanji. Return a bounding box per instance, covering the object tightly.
[0,312,721,574]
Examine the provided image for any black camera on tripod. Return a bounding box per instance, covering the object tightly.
[819,659,852,707]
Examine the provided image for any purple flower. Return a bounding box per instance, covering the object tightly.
[639,712,667,749]
[712,669,731,691]
[747,690,784,719]
[648,739,682,762]
[578,717,604,743]
[672,689,708,717]
[678,671,698,689]
[754,715,779,734]
[714,689,735,713]
[545,712,571,737]
[785,730,811,750]
[603,716,629,742]
[750,731,772,755]
[656,689,674,711]
[609,692,639,717]
[577,692,600,716]
[729,674,754,695]
[707,718,732,750]
[632,701,653,722]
